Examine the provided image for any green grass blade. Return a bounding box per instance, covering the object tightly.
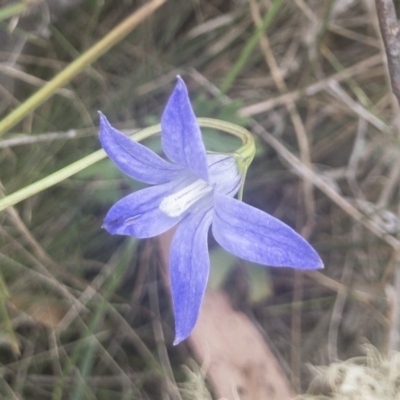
[0,2,28,22]
[0,272,19,356]
[220,0,286,94]
[52,240,138,400]
[0,124,162,212]
[0,0,166,138]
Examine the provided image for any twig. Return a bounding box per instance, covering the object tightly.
[375,0,400,104]
[0,130,78,148]
[239,54,382,117]
[326,80,388,132]
[251,121,400,252]
[0,63,74,98]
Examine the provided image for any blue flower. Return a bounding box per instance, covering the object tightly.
[99,77,323,344]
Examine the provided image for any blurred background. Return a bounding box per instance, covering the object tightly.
[1,0,400,399]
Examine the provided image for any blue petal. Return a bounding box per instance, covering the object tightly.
[103,183,185,238]
[207,154,242,197]
[170,208,213,344]
[99,112,184,185]
[212,194,324,269]
[161,77,209,182]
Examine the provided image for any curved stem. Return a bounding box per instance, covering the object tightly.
[0,118,255,212]
[197,118,255,200]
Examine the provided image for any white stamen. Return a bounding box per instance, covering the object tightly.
[160,179,212,217]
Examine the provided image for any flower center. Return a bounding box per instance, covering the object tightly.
[159,179,213,217]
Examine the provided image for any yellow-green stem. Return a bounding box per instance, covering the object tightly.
[197,118,255,200]
[0,118,255,212]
